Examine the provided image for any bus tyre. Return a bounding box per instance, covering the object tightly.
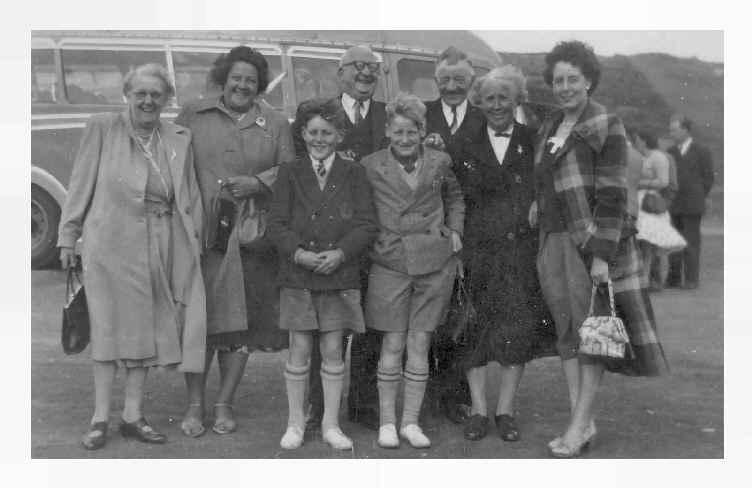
[31,185,61,269]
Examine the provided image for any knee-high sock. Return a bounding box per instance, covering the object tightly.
[284,362,310,429]
[320,361,346,431]
[402,368,429,427]
[377,362,402,426]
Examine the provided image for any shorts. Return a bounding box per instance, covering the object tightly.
[279,287,365,333]
[365,260,456,333]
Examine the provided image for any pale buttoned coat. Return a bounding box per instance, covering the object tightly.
[58,112,206,372]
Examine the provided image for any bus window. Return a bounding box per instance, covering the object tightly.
[258,55,283,109]
[172,51,217,104]
[397,58,438,101]
[31,49,57,103]
[291,57,341,104]
[61,49,166,105]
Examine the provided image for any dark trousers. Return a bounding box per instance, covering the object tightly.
[667,214,702,285]
[346,328,382,415]
[427,334,471,409]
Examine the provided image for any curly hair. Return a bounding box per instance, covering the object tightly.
[294,97,348,134]
[122,63,175,99]
[386,92,427,132]
[468,65,528,105]
[210,45,270,93]
[543,40,601,95]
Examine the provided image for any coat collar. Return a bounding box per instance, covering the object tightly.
[469,121,526,167]
[120,111,189,193]
[193,96,269,130]
[537,98,610,164]
[377,146,443,202]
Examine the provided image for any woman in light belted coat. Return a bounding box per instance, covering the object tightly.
[58,63,206,450]
[175,46,296,437]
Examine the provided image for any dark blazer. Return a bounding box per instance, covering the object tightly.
[425,98,485,164]
[667,140,714,216]
[268,155,378,290]
[361,147,465,276]
[292,96,388,161]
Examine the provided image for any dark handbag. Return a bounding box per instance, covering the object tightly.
[61,267,90,355]
[236,197,267,248]
[641,191,668,214]
[445,262,478,344]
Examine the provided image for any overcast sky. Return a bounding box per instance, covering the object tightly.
[475,31,723,63]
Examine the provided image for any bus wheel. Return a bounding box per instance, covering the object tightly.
[31,185,61,269]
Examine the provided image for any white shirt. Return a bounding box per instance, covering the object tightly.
[442,99,468,133]
[341,92,371,125]
[679,137,693,156]
[310,152,335,190]
[487,125,514,165]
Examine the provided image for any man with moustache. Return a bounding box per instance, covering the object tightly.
[423,46,485,425]
[293,46,388,431]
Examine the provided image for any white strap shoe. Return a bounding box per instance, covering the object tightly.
[377,423,399,449]
[399,423,431,448]
[322,426,353,450]
[280,425,304,450]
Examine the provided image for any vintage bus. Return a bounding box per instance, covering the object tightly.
[31,30,511,268]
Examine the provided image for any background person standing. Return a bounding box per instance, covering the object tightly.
[665,114,715,289]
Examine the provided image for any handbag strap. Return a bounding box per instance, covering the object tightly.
[66,267,82,300]
[587,279,616,318]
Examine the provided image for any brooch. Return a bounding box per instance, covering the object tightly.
[461,160,476,171]
[255,116,266,127]
[517,145,524,155]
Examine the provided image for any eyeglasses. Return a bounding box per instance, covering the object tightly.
[131,90,165,101]
[342,61,381,73]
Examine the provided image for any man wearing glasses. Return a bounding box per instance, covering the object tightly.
[300,45,388,432]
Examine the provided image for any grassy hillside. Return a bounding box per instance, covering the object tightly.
[501,51,724,219]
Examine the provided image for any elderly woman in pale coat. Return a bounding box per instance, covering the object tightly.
[58,63,206,450]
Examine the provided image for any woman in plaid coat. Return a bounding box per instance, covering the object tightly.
[533,41,669,457]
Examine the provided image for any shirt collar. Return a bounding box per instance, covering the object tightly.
[680,137,693,154]
[341,92,371,111]
[309,151,336,172]
[442,98,468,119]
[487,124,513,139]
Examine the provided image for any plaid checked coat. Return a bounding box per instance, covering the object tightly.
[535,99,668,376]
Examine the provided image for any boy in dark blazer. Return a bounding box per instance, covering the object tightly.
[268,98,378,450]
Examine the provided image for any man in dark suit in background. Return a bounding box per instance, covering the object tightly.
[666,114,715,290]
[423,46,485,424]
[293,45,388,431]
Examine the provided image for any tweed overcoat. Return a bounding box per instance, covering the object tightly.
[58,112,207,372]
[361,147,465,276]
[534,99,668,376]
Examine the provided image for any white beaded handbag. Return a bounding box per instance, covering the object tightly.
[578,280,631,359]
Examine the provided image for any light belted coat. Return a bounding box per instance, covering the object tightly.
[58,112,206,372]
[361,147,465,276]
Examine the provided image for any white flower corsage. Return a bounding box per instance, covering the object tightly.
[547,136,565,154]
[517,144,524,155]
[255,116,266,128]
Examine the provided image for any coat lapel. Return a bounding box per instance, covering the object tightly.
[378,149,416,202]
[160,121,188,198]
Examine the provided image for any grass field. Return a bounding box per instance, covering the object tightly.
[30,234,723,459]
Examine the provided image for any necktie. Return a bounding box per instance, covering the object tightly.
[449,105,458,134]
[316,159,326,177]
[494,131,511,138]
[353,100,363,125]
